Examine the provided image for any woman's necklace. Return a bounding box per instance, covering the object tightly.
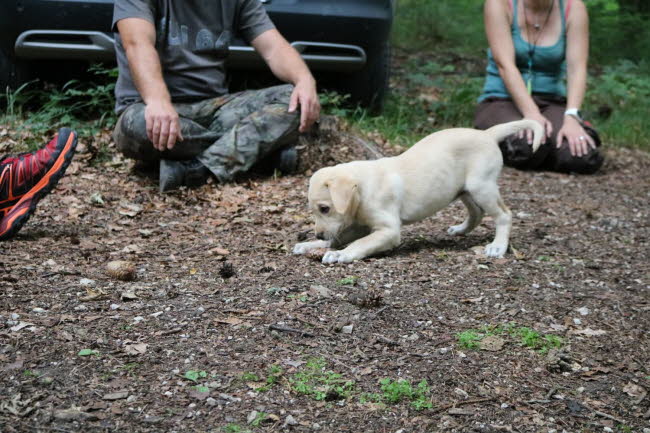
[523,0,555,94]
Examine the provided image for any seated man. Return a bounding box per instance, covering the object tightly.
[112,0,321,192]
[0,129,78,241]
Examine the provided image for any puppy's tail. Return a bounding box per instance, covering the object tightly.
[484,119,544,152]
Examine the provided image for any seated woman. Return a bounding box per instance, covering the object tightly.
[474,0,604,174]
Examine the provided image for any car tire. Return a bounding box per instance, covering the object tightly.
[344,42,391,114]
[0,46,30,91]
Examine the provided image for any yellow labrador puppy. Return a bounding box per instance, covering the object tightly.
[293,119,543,264]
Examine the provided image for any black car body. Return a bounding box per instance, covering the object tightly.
[0,0,393,111]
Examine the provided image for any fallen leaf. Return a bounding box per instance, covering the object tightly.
[309,285,332,298]
[124,343,148,356]
[90,193,105,206]
[480,335,505,352]
[209,247,230,256]
[570,328,607,337]
[79,287,108,302]
[448,407,475,416]
[118,203,143,217]
[623,382,647,403]
[10,322,34,332]
[103,391,129,401]
[121,290,138,301]
[215,317,244,326]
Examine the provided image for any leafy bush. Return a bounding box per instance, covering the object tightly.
[586,59,650,148]
[1,65,117,150]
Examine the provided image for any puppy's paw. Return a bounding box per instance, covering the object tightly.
[322,250,354,264]
[484,242,507,258]
[293,240,329,255]
[447,224,467,236]
[293,242,312,255]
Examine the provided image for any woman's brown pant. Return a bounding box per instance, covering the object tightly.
[474,95,604,174]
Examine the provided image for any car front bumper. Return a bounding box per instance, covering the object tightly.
[8,0,392,72]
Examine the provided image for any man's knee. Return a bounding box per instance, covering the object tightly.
[114,104,146,145]
[260,84,294,107]
[113,104,156,161]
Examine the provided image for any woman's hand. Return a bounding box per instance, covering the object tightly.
[556,115,596,157]
[519,112,553,145]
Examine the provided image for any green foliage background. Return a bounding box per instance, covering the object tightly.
[369,0,650,149]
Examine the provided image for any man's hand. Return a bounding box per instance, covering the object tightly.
[117,18,181,151]
[251,29,320,132]
[145,99,183,151]
[288,78,320,133]
[557,115,595,157]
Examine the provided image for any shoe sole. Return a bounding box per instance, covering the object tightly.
[0,129,78,241]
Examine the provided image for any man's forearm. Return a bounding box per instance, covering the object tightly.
[270,46,313,85]
[123,43,171,105]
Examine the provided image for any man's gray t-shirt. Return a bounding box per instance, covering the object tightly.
[112,0,275,114]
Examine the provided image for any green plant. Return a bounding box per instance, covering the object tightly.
[616,424,634,433]
[116,362,140,377]
[512,327,562,354]
[392,0,486,54]
[1,64,118,151]
[78,349,100,357]
[223,424,249,433]
[241,372,260,382]
[456,324,563,354]
[586,59,650,150]
[290,358,355,401]
[250,412,268,427]
[320,90,353,117]
[337,276,359,286]
[456,330,482,349]
[372,378,432,410]
[184,370,208,382]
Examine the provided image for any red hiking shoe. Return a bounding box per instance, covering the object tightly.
[0,128,78,241]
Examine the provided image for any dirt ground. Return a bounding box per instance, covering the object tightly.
[1,112,649,433]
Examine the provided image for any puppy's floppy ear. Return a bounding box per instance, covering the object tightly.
[326,176,359,215]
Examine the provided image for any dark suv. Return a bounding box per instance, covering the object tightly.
[0,0,393,111]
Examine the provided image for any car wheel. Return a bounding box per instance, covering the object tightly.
[0,46,30,91]
[344,42,391,114]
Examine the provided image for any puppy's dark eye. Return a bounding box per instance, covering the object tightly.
[318,205,330,214]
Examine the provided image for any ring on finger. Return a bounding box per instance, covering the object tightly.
[579,136,585,140]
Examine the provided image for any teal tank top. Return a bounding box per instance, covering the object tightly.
[478,0,567,102]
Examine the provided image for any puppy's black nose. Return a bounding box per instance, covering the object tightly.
[316,232,325,240]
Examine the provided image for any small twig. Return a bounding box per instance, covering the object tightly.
[41,270,82,278]
[374,334,399,346]
[296,299,327,310]
[433,397,495,413]
[370,305,390,318]
[544,387,557,400]
[589,408,626,424]
[158,328,183,336]
[269,324,315,337]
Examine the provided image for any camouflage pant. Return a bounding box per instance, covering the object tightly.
[113,84,300,181]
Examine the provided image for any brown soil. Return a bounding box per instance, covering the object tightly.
[1,117,649,433]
